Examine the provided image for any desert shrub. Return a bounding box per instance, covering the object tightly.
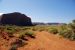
[13,39,25,47]
[60,25,67,30]
[60,29,72,38]
[17,31,28,40]
[16,31,26,38]
[58,27,75,40]
[4,27,16,37]
[63,20,75,40]
[38,27,45,32]
[25,31,33,36]
[48,28,58,34]
[70,32,75,40]
[17,30,35,40]
[14,27,21,32]
[10,39,26,50]
[32,28,37,31]
[68,23,75,33]
[25,31,35,38]
[68,20,75,32]
[32,26,47,31]
[19,35,28,41]
[0,26,5,33]
[21,27,31,30]
[10,45,17,50]
[32,27,38,31]
[58,25,67,35]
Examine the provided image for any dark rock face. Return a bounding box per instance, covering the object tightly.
[0,12,33,26]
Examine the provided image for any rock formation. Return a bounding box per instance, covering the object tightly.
[0,12,33,26]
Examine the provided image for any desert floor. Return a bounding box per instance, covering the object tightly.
[0,31,75,50]
[19,31,75,50]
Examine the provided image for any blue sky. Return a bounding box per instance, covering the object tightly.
[0,0,75,23]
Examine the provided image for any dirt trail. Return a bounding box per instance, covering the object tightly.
[19,31,75,50]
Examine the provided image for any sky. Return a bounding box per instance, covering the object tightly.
[0,0,75,23]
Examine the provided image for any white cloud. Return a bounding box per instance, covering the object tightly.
[0,13,3,15]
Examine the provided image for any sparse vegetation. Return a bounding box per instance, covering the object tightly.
[10,39,26,50]
[48,28,58,34]
[47,20,75,40]
[0,20,75,41]
[0,20,75,50]
[25,31,35,38]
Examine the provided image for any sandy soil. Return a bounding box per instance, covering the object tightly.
[18,31,75,50]
[0,31,75,50]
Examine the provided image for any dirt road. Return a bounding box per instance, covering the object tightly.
[19,31,75,50]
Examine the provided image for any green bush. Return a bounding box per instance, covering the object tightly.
[32,27,38,31]
[17,31,26,38]
[22,27,31,30]
[61,29,72,38]
[69,32,75,41]
[17,30,35,40]
[68,20,75,32]
[58,28,75,40]
[48,28,58,34]
[4,27,16,37]
[25,31,35,38]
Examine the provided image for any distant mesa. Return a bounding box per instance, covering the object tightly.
[32,22,66,25]
[0,12,33,26]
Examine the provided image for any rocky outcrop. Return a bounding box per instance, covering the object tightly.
[0,12,33,26]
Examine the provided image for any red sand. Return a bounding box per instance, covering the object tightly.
[19,31,75,50]
[0,31,75,50]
